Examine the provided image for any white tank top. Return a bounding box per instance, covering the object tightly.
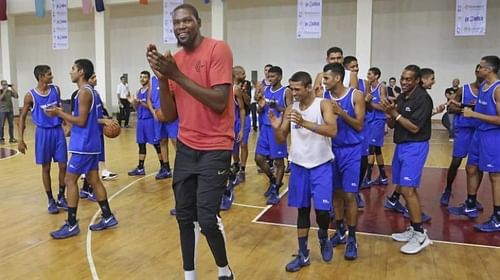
[290,98,334,168]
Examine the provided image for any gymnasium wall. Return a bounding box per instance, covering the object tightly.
[5,0,500,115]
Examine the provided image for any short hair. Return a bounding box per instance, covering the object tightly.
[74,59,94,80]
[327,47,343,57]
[343,56,358,68]
[120,76,126,80]
[323,63,345,82]
[140,70,151,79]
[34,65,51,81]
[173,4,200,21]
[369,67,381,79]
[421,68,435,78]
[264,64,273,69]
[389,77,396,81]
[481,55,500,74]
[268,66,282,76]
[404,64,422,80]
[445,88,456,94]
[289,71,312,87]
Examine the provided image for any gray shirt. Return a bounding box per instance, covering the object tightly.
[0,89,17,112]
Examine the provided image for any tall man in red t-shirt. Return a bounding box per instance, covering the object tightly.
[146,4,235,280]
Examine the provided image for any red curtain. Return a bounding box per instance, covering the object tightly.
[0,0,7,21]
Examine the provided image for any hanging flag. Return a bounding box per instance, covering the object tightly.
[95,0,105,12]
[82,0,93,15]
[139,0,148,5]
[35,0,45,18]
[0,0,7,21]
[52,0,69,49]
[164,0,184,44]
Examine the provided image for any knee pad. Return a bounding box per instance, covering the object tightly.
[138,143,147,154]
[297,207,311,229]
[369,145,376,155]
[374,146,382,155]
[315,210,330,228]
[153,143,161,154]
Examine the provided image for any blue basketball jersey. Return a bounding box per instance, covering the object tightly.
[30,85,63,128]
[234,90,240,122]
[326,88,363,147]
[137,88,153,119]
[476,80,500,131]
[69,85,102,154]
[455,83,479,128]
[151,76,161,110]
[358,79,365,93]
[261,85,287,126]
[370,83,386,121]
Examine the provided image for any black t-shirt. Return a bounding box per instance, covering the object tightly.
[387,86,401,97]
[393,86,433,144]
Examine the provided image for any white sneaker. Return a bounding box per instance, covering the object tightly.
[101,170,119,181]
[392,226,415,242]
[400,230,431,254]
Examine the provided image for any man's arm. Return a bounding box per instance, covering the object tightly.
[269,106,291,144]
[17,93,34,154]
[333,90,365,132]
[447,87,463,114]
[45,88,92,127]
[464,87,500,125]
[10,85,18,99]
[146,88,158,120]
[313,72,324,97]
[370,85,386,111]
[235,88,246,142]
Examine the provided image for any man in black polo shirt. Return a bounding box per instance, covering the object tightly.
[381,65,433,254]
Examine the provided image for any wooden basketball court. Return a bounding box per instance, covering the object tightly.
[0,118,499,280]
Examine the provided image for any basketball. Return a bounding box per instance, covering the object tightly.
[103,123,121,138]
[155,109,168,122]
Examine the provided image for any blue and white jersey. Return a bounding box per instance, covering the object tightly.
[455,83,479,128]
[137,87,153,120]
[69,85,101,154]
[369,83,386,121]
[261,85,287,126]
[325,88,363,147]
[476,80,500,131]
[151,76,161,110]
[30,85,63,128]
[358,78,366,93]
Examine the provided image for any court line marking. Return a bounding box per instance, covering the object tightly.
[0,148,20,161]
[232,202,266,209]
[86,173,156,280]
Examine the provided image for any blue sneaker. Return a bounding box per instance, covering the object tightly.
[48,199,59,214]
[476,201,484,211]
[319,236,333,262]
[370,176,389,186]
[263,183,275,197]
[384,197,408,214]
[220,192,234,211]
[238,171,246,183]
[128,167,145,176]
[474,215,500,232]
[266,187,280,205]
[285,250,310,272]
[356,193,365,209]
[56,197,68,210]
[89,214,118,231]
[330,231,347,247]
[344,236,358,261]
[86,192,97,202]
[440,190,452,206]
[360,178,371,190]
[79,190,90,199]
[403,211,433,223]
[169,208,176,216]
[448,203,479,219]
[51,221,80,239]
[155,167,172,180]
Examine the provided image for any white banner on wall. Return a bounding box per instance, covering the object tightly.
[455,0,487,36]
[164,0,184,44]
[52,0,69,49]
[297,0,322,39]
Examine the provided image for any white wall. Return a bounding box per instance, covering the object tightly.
[0,27,3,80]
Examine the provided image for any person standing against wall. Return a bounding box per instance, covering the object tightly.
[0,80,19,144]
[117,75,131,128]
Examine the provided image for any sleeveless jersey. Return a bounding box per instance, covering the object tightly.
[261,85,287,126]
[137,87,153,119]
[325,88,362,147]
[476,80,500,131]
[455,83,479,128]
[30,85,63,128]
[370,83,386,121]
[69,85,101,154]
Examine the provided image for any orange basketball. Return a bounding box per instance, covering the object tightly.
[155,110,168,122]
[103,124,121,138]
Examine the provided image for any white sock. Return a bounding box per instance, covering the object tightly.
[218,266,231,277]
[184,270,196,280]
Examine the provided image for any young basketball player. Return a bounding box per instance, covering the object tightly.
[18,65,68,214]
[233,66,252,182]
[48,59,118,239]
[269,71,337,271]
[323,63,365,260]
[313,47,357,97]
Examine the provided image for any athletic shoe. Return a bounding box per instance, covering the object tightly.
[218,268,234,280]
[285,250,310,272]
[448,203,479,219]
[440,190,452,206]
[79,189,91,199]
[384,197,408,214]
[9,138,17,143]
[369,176,388,186]
[392,226,415,242]
[101,170,119,181]
[50,221,80,239]
[89,214,118,231]
[360,178,371,190]
[266,187,280,205]
[56,197,68,210]
[400,230,431,254]
[86,192,97,202]
[169,208,176,216]
[48,199,59,214]
[474,215,500,232]
[356,193,365,209]
[403,211,432,223]
[128,167,145,176]
[330,231,347,247]
[344,236,358,261]
[220,192,234,211]
[319,235,333,262]
[238,171,246,182]
[155,167,172,180]
[264,183,276,197]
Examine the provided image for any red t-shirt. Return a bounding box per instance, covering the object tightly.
[170,38,234,150]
